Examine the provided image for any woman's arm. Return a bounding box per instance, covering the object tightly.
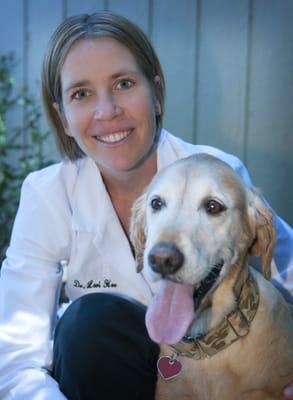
[0,168,71,399]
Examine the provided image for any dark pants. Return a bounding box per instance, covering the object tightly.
[53,293,160,400]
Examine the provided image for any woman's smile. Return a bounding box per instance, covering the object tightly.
[93,128,133,144]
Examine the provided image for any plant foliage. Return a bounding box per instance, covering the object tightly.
[0,53,53,263]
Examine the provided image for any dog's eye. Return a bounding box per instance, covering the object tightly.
[150,196,165,211]
[204,199,226,215]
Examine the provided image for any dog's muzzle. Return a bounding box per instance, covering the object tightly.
[148,241,184,276]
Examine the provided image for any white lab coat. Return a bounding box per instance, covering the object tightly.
[0,130,292,399]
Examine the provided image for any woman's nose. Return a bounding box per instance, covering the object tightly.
[94,93,122,121]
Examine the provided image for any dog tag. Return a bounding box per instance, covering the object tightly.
[157,355,182,380]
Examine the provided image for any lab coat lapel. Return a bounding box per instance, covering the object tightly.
[69,157,141,299]
[71,157,112,239]
[157,129,182,171]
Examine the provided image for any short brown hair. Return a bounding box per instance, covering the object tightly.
[42,12,165,161]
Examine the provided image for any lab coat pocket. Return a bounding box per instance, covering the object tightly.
[65,231,118,301]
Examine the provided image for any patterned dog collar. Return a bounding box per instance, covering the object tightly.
[171,272,260,360]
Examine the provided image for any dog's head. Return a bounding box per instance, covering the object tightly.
[130,153,275,297]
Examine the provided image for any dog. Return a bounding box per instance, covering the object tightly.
[130,153,293,400]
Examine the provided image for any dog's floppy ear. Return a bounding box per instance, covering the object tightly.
[130,192,147,272]
[247,187,276,279]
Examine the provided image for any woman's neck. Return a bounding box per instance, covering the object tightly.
[100,150,157,201]
[98,150,157,236]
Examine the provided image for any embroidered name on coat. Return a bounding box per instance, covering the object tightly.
[73,279,117,289]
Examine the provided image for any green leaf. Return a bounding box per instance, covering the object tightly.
[0,114,5,134]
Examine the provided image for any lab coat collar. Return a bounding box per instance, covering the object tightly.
[71,157,113,240]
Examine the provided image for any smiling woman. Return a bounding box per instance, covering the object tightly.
[0,10,292,400]
[42,13,165,163]
[55,37,159,177]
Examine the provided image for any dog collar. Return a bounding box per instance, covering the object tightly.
[170,272,260,360]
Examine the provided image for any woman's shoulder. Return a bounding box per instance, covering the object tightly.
[22,158,97,202]
[162,129,246,172]
[18,158,89,217]
[8,159,87,260]
[24,158,79,189]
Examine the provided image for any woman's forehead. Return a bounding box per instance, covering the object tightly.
[65,37,138,67]
[60,37,143,84]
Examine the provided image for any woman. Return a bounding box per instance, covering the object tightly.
[0,12,292,400]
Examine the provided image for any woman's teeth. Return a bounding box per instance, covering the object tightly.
[97,130,131,143]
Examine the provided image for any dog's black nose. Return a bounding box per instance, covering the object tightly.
[148,242,184,275]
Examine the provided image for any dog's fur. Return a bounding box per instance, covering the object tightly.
[130,154,293,400]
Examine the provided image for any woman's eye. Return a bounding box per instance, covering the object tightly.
[150,196,165,212]
[204,199,226,215]
[71,89,90,101]
[116,79,134,90]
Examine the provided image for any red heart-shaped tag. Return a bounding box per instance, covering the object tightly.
[157,356,182,380]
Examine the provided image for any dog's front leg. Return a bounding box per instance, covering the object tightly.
[155,380,193,400]
[238,390,280,400]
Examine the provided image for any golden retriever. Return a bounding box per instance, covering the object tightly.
[130,154,293,400]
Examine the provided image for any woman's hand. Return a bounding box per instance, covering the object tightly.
[283,382,293,399]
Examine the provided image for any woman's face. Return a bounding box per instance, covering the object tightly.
[58,37,160,174]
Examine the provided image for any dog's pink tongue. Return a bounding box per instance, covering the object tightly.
[146,280,194,345]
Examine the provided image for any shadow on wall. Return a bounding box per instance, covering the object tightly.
[246,146,293,226]
[193,34,292,227]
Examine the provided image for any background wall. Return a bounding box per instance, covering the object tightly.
[0,0,292,225]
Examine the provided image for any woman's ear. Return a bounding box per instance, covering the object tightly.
[153,75,162,116]
[247,187,276,279]
[130,192,147,273]
[52,102,72,137]
[155,100,161,116]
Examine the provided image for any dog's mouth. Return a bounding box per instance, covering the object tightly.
[145,258,225,345]
[192,260,224,310]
